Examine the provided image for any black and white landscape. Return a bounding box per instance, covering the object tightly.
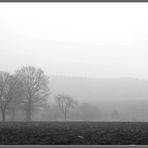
[0,3,148,145]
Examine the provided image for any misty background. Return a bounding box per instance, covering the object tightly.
[0,3,148,121]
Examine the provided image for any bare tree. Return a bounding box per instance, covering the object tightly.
[16,66,50,121]
[55,94,77,121]
[7,78,25,121]
[0,72,22,121]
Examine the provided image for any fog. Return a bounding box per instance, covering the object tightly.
[0,3,148,121]
[0,3,148,79]
[40,76,148,121]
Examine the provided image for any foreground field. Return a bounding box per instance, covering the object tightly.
[0,121,148,145]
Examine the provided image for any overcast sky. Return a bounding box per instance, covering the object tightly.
[0,3,148,79]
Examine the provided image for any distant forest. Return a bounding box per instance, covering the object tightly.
[0,66,148,122]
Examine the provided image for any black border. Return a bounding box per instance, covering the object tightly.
[0,146,146,147]
[0,0,148,2]
[0,145,145,147]
[0,1,147,148]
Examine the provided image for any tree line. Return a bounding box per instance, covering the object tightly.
[0,65,78,122]
[0,65,121,122]
[0,66,51,121]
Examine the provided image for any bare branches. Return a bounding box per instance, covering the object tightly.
[0,66,50,121]
[16,66,50,121]
[54,94,77,121]
[0,72,24,121]
[0,72,11,111]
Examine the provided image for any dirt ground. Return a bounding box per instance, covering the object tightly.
[0,121,147,145]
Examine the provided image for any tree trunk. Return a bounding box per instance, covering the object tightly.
[2,110,6,122]
[26,104,31,121]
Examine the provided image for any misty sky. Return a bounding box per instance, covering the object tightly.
[0,3,148,79]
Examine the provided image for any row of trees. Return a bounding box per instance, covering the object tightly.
[0,66,50,121]
[40,102,121,121]
[54,96,120,121]
[0,65,120,122]
[0,66,78,122]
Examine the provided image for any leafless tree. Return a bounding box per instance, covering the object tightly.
[7,78,25,121]
[0,72,22,121]
[55,94,77,121]
[16,66,50,121]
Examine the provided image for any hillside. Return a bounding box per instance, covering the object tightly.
[46,76,148,121]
